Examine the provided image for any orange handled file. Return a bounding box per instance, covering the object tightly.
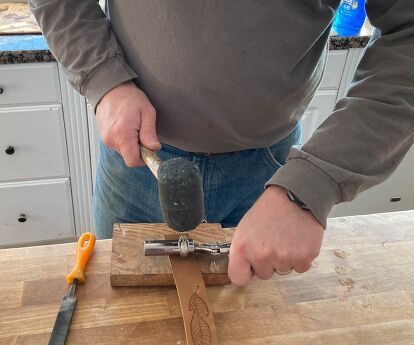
[66,232,96,284]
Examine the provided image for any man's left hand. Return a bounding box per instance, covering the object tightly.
[228,185,324,286]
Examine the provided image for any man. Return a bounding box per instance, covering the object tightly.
[30,1,414,286]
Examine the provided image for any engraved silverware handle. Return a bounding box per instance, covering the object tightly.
[195,242,231,255]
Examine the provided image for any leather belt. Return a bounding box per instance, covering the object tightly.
[164,233,219,345]
[191,151,240,157]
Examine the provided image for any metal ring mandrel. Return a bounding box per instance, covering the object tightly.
[144,236,231,257]
[144,237,195,257]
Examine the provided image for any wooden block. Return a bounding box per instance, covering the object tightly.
[110,223,232,286]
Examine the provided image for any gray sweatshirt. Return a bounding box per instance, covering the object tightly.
[30,0,414,227]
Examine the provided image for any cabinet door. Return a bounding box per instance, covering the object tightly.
[301,90,337,143]
[0,63,60,106]
[320,50,348,90]
[0,178,75,246]
[0,105,69,182]
[330,147,414,217]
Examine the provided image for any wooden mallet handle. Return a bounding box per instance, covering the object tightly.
[139,143,162,178]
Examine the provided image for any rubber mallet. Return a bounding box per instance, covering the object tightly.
[139,144,204,231]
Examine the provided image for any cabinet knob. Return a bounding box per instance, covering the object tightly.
[5,146,15,155]
[0,85,4,94]
[18,214,27,223]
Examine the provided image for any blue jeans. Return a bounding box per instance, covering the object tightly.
[93,124,301,239]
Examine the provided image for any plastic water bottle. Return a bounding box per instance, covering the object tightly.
[333,0,367,37]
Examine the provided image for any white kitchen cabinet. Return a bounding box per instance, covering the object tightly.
[0,178,75,246]
[57,65,93,238]
[0,63,60,106]
[0,105,69,182]
[319,50,348,90]
[0,62,92,247]
[87,103,100,188]
[337,48,365,101]
[301,50,346,144]
[301,90,338,144]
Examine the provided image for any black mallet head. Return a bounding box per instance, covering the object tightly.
[157,158,204,231]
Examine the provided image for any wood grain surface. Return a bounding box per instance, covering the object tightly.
[0,3,41,35]
[1,211,414,344]
[111,223,231,286]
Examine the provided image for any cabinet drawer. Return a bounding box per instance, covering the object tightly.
[0,63,60,106]
[0,105,69,182]
[0,179,75,246]
[319,50,348,90]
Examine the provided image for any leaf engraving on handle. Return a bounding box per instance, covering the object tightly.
[189,286,211,345]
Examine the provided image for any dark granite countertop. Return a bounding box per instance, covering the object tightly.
[329,35,371,50]
[0,34,55,64]
[0,29,372,65]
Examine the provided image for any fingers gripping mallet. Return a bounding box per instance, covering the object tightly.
[139,144,204,231]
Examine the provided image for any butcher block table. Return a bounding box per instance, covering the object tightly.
[1,211,414,344]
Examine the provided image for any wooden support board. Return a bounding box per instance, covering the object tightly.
[110,223,232,286]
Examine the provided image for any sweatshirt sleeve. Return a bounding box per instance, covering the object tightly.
[267,0,414,227]
[29,0,138,111]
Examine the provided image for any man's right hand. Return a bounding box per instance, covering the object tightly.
[96,81,161,167]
